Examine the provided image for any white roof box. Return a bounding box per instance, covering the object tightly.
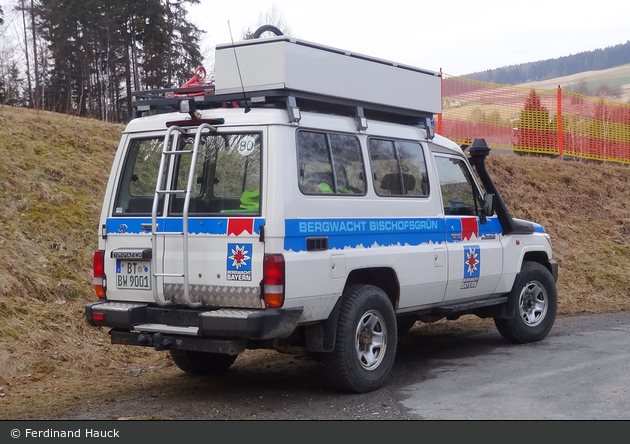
[214,37,441,117]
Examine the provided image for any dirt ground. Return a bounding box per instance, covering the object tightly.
[0,317,500,420]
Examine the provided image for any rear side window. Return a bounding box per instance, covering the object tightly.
[297,131,366,195]
[368,139,429,197]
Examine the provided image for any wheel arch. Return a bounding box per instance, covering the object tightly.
[522,250,557,281]
[304,267,399,353]
[344,267,400,309]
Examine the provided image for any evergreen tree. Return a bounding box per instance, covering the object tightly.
[34,0,203,121]
[162,0,202,88]
[515,89,555,155]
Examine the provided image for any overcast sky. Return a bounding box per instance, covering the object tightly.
[188,0,629,76]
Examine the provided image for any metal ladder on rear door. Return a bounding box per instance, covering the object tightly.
[150,123,213,307]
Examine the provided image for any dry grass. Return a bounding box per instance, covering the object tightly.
[486,153,630,315]
[0,106,629,414]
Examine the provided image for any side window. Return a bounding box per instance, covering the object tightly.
[434,155,482,216]
[297,131,366,195]
[368,139,429,197]
[113,137,166,215]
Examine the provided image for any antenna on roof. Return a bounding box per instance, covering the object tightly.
[227,21,251,113]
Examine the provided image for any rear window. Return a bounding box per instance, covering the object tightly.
[113,132,261,216]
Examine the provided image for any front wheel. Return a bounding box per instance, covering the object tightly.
[494,261,557,343]
[322,285,397,393]
[169,349,238,375]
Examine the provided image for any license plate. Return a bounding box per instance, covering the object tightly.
[116,260,151,289]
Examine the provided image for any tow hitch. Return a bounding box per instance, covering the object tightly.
[137,332,174,351]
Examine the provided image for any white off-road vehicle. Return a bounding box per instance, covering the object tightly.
[85,32,558,393]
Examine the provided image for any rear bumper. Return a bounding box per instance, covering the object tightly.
[85,301,303,341]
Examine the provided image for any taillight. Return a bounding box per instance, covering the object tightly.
[93,250,106,299]
[263,254,285,308]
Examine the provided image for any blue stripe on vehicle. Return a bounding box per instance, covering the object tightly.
[285,217,445,252]
[533,223,546,233]
[106,217,265,235]
[285,217,504,252]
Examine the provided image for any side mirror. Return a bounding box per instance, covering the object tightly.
[483,193,495,217]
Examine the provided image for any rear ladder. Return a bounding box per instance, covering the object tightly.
[150,123,216,307]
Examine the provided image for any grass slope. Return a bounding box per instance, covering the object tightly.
[0,106,629,413]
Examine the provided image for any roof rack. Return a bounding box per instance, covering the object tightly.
[132,85,435,126]
[132,35,442,132]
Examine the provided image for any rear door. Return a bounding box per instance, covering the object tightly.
[104,127,265,309]
[105,135,165,303]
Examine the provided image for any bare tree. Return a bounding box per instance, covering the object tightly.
[574,79,591,97]
[19,0,32,107]
[595,83,622,100]
[30,0,40,109]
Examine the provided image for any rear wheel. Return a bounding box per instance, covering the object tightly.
[322,285,397,393]
[494,261,557,343]
[169,349,238,375]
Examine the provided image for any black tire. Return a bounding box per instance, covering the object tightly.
[169,349,238,375]
[494,261,557,344]
[322,285,397,393]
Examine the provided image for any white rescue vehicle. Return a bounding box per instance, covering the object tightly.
[85,31,558,393]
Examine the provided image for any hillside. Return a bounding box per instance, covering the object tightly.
[1,106,630,415]
[465,40,630,85]
[516,63,630,103]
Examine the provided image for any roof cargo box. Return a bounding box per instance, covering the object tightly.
[214,37,441,117]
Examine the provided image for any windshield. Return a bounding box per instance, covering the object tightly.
[113,132,261,216]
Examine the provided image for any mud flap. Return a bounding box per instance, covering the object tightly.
[304,298,342,353]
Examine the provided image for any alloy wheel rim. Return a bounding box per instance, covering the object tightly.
[355,309,387,371]
[518,280,548,327]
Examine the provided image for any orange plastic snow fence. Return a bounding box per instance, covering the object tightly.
[436,74,630,164]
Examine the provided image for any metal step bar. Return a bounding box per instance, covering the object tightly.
[150,122,217,307]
